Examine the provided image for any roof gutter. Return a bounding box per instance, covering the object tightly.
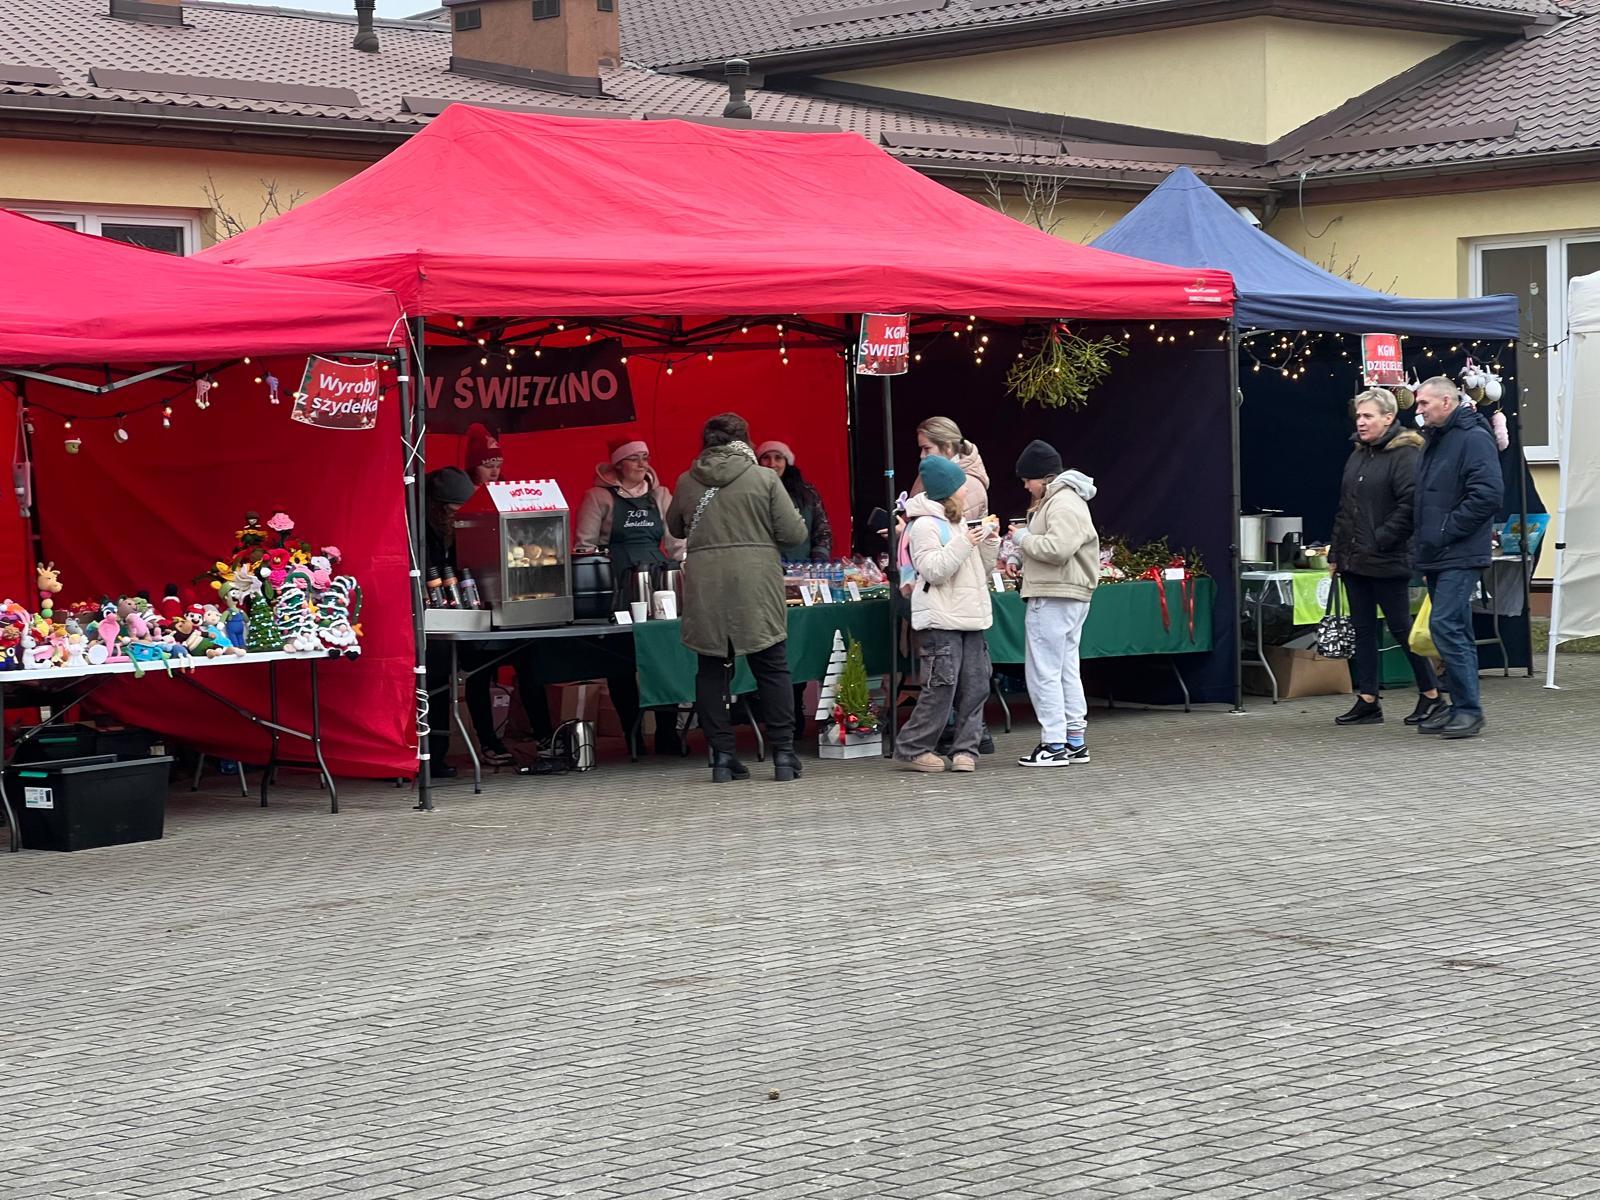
[0,93,420,157]
[1282,146,1600,190]
[912,158,1281,198]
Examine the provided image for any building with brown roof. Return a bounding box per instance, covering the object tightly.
[2,0,1595,484]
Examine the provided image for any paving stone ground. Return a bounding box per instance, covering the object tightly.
[3,659,1599,1200]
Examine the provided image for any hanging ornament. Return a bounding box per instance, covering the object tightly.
[265,373,280,405]
[114,427,129,444]
[195,375,213,410]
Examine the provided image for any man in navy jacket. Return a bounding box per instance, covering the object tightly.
[1412,376,1502,739]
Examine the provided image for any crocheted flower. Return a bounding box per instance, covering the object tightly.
[266,512,295,533]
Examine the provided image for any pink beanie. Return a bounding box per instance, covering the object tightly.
[755,440,795,465]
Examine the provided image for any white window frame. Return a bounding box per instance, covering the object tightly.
[1470,230,1600,463]
[9,205,200,257]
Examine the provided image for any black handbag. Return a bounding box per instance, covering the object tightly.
[1316,578,1356,659]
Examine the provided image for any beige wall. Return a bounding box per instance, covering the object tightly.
[829,19,1460,143]
[0,139,363,245]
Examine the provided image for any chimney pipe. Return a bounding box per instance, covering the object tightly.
[353,0,379,52]
[723,59,752,120]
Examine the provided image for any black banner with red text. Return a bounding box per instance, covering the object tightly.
[422,338,636,434]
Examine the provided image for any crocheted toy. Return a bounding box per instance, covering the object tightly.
[273,568,322,654]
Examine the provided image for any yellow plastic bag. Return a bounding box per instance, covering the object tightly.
[1409,594,1437,658]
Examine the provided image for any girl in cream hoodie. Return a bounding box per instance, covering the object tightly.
[895,454,999,774]
[1010,439,1100,767]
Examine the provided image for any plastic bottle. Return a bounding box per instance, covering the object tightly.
[459,570,483,611]
[439,566,463,609]
[425,568,445,608]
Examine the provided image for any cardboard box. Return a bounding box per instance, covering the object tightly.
[550,680,624,739]
[1244,646,1351,699]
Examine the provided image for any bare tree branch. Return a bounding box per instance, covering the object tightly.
[202,171,306,241]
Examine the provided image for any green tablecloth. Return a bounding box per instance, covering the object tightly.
[987,578,1215,664]
[632,601,896,709]
[632,578,1213,706]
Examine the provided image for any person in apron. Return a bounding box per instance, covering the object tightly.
[574,440,684,755]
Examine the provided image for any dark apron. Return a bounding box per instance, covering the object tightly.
[608,487,667,609]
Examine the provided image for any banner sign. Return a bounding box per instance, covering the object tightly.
[291,357,381,431]
[423,338,635,434]
[857,313,910,376]
[1361,333,1405,385]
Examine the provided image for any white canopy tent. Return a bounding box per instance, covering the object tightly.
[1545,269,1600,686]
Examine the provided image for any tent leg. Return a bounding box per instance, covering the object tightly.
[1228,320,1245,714]
[404,322,436,807]
[882,372,899,756]
[1545,332,1579,689]
[1517,408,1533,677]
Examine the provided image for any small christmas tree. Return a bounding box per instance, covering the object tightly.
[832,635,878,735]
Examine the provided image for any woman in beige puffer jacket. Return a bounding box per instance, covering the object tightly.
[894,455,998,774]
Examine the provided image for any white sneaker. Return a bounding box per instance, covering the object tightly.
[1018,743,1090,767]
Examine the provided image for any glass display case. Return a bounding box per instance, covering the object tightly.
[455,480,574,628]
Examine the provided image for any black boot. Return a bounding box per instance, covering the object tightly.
[774,749,803,782]
[1335,696,1383,725]
[1404,695,1447,726]
[711,751,749,783]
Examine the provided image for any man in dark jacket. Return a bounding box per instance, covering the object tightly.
[1412,376,1502,739]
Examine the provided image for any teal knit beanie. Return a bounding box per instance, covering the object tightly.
[918,454,967,501]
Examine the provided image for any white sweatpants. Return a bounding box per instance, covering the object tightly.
[1024,596,1090,743]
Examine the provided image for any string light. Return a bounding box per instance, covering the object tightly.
[455,318,465,328]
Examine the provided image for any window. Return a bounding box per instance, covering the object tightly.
[15,208,197,256]
[597,0,614,10]
[453,6,481,29]
[1472,233,1600,460]
[532,0,560,16]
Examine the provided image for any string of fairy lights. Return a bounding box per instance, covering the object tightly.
[5,315,1535,451]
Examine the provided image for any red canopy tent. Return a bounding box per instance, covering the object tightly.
[202,105,1232,320]
[205,107,1239,805]
[0,210,404,365]
[0,212,416,781]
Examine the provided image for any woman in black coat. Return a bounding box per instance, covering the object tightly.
[1329,388,1445,727]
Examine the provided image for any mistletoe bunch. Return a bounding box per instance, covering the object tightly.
[1006,322,1128,410]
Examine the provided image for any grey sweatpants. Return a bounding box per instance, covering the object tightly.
[1025,596,1090,743]
[897,628,992,760]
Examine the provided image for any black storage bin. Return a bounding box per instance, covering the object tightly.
[92,724,167,762]
[12,722,99,765]
[8,755,172,852]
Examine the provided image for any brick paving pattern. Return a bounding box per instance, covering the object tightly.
[2,661,1598,1199]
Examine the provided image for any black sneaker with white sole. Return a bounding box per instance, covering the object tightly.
[1018,743,1090,767]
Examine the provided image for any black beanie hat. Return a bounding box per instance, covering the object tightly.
[1015,439,1063,480]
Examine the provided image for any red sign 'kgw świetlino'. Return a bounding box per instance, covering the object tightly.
[857,314,910,376]
[292,357,382,430]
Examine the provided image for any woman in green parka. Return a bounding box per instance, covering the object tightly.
[667,413,808,785]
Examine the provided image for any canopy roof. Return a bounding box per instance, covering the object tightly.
[1092,167,1518,338]
[0,210,404,367]
[203,105,1233,322]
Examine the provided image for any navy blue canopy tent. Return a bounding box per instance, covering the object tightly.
[1094,167,1534,684]
[1093,167,1519,337]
